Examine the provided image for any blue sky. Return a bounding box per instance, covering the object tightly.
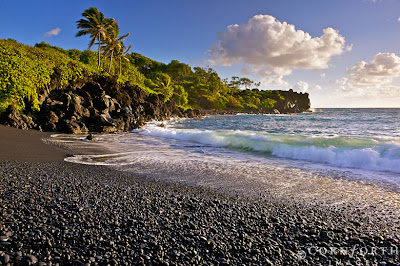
[1,0,400,107]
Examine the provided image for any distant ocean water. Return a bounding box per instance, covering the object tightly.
[64,109,400,198]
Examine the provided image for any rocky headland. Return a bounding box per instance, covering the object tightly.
[0,73,310,133]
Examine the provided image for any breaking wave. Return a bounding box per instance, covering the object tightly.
[136,125,400,174]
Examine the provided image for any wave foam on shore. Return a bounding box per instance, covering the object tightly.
[137,125,400,174]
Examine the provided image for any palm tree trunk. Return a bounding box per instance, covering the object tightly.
[109,50,113,73]
[119,58,122,77]
[97,35,101,69]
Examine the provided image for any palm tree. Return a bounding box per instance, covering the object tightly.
[76,7,107,69]
[153,72,173,100]
[102,19,130,73]
[115,41,132,76]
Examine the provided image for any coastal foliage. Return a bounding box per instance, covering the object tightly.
[128,53,284,111]
[0,38,285,114]
[0,39,94,113]
[0,6,288,114]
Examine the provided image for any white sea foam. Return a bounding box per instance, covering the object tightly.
[136,125,400,174]
[55,109,400,208]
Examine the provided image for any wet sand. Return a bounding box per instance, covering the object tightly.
[0,125,69,162]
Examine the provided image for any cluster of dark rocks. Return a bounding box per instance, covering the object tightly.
[0,71,312,134]
[0,161,398,265]
[0,74,204,134]
[274,89,311,114]
[0,106,37,131]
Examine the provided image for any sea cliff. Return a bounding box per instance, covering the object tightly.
[0,73,310,133]
[0,39,310,133]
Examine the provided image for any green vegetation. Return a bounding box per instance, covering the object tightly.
[0,7,286,114]
[0,39,94,113]
[128,53,284,111]
[76,7,131,75]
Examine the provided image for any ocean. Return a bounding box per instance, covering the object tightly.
[60,108,400,212]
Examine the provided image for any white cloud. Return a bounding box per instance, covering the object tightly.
[293,81,322,93]
[294,81,309,92]
[320,73,326,78]
[209,14,349,79]
[335,77,349,91]
[398,17,400,22]
[346,44,354,52]
[260,76,289,87]
[335,52,400,96]
[313,85,323,91]
[44,27,61,37]
[347,52,400,87]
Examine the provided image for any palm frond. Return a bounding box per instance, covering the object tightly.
[75,29,91,37]
[118,33,130,42]
[88,37,97,49]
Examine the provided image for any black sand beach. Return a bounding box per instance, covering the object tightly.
[0,126,399,265]
[0,125,69,162]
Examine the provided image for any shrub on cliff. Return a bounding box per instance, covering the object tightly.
[0,39,155,114]
[0,39,95,113]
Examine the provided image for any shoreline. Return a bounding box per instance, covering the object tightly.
[53,128,400,226]
[0,126,399,264]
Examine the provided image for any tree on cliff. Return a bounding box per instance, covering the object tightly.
[115,40,132,77]
[150,72,173,101]
[101,18,130,74]
[76,7,108,69]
